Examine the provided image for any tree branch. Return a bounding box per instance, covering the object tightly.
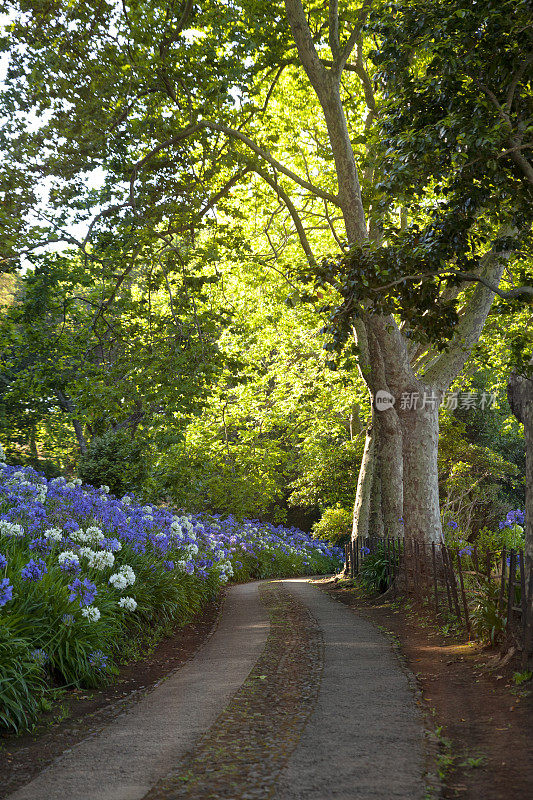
[331,2,370,77]
[423,228,518,389]
[328,0,340,58]
[249,164,317,264]
[284,0,327,88]
[129,120,339,208]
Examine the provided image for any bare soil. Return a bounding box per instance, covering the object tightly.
[318,577,533,800]
[0,596,222,798]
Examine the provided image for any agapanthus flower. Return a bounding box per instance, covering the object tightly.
[100,537,121,552]
[21,558,48,582]
[0,553,7,569]
[0,577,13,606]
[0,520,24,538]
[58,550,80,567]
[88,550,115,570]
[44,527,63,542]
[62,613,75,626]
[499,509,525,530]
[108,572,129,590]
[88,650,108,670]
[81,606,101,622]
[30,648,49,666]
[68,577,97,607]
[163,560,175,571]
[118,596,137,612]
[29,537,52,554]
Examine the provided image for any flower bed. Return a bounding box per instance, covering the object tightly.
[0,464,341,731]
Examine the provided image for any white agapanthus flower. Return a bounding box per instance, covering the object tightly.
[86,526,104,538]
[0,520,24,538]
[122,495,132,505]
[109,572,129,590]
[13,470,24,479]
[186,544,199,556]
[155,532,166,540]
[88,550,115,570]
[118,596,137,612]
[142,505,152,514]
[72,478,82,486]
[44,528,63,542]
[58,550,80,566]
[71,530,89,543]
[35,485,47,503]
[100,485,110,494]
[176,560,188,571]
[110,564,136,587]
[81,606,101,622]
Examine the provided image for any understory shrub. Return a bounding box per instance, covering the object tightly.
[77,429,150,497]
[311,506,352,546]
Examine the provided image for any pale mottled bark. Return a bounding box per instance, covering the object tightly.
[507,363,533,666]
[352,424,374,540]
[369,432,384,537]
[376,407,404,538]
[399,387,442,543]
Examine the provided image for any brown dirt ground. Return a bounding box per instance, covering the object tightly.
[0,596,222,799]
[317,576,533,800]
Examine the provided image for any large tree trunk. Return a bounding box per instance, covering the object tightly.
[507,363,533,667]
[369,444,384,537]
[377,407,404,538]
[398,384,442,543]
[352,424,374,539]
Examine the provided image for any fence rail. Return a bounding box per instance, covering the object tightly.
[344,537,532,659]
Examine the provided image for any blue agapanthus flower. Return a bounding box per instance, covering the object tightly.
[0,553,7,569]
[88,650,109,671]
[499,509,525,529]
[68,577,97,607]
[30,648,49,666]
[0,577,13,607]
[447,520,458,529]
[60,558,81,575]
[21,558,48,582]
[163,560,175,571]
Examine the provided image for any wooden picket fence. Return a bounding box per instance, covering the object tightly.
[344,537,532,657]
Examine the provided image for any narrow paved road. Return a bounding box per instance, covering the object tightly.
[8,579,426,800]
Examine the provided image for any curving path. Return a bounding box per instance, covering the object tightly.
[8,579,426,800]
